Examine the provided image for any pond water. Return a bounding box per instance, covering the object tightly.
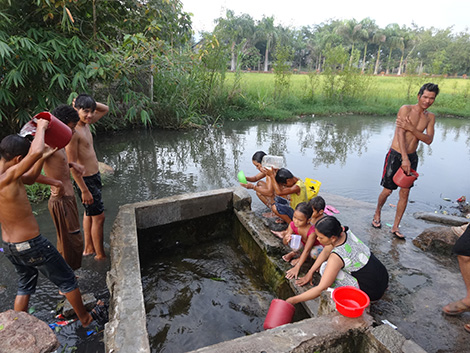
[0,115,469,352]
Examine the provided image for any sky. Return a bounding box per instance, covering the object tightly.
[181,0,469,35]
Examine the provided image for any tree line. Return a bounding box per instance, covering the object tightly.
[212,10,470,77]
[1,1,468,136]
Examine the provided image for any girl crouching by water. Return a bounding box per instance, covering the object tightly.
[286,216,389,305]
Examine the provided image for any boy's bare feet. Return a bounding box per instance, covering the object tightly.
[94,254,107,261]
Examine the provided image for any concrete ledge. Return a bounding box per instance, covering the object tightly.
[106,205,150,353]
[187,312,373,353]
[134,189,234,229]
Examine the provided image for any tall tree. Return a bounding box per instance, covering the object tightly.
[214,10,255,71]
[335,19,368,67]
[257,16,277,72]
[372,30,386,74]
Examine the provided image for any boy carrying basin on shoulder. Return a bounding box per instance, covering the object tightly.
[0,120,106,326]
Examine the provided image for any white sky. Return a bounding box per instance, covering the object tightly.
[182,0,469,35]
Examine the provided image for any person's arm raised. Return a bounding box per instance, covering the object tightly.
[91,101,109,124]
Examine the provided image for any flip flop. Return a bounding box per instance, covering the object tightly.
[465,323,470,333]
[325,205,339,214]
[372,219,381,229]
[90,301,109,325]
[442,300,470,316]
[391,230,405,240]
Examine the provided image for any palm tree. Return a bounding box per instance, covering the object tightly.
[335,19,368,67]
[384,24,404,74]
[214,10,255,71]
[358,18,378,73]
[372,30,386,75]
[257,16,277,72]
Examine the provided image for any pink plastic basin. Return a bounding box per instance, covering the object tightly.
[332,286,370,318]
[263,299,295,329]
[393,168,419,188]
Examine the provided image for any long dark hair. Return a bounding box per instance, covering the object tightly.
[315,216,348,238]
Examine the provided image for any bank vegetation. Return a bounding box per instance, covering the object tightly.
[1,1,470,139]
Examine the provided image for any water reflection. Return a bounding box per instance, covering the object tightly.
[95,116,470,214]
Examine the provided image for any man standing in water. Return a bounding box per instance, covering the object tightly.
[67,94,109,260]
[372,83,439,239]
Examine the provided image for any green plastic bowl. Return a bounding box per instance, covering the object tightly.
[237,170,247,184]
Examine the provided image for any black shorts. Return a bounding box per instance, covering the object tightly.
[75,172,104,216]
[380,148,418,190]
[453,226,470,256]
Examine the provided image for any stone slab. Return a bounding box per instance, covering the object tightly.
[0,310,59,353]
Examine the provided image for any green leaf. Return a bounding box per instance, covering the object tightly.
[0,40,13,59]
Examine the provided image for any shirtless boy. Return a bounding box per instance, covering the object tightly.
[40,104,85,270]
[67,94,108,260]
[372,83,439,239]
[0,120,103,327]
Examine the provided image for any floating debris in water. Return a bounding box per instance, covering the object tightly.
[210,277,226,282]
[389,204,396,208]
[385,223,393,228]
[28,306,35,314]
[443,197,452,201]
[382,319,397,329]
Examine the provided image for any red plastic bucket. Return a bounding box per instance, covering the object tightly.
[393,168,419,188]
[263,299,295,329]
[332,286,370,318]
[20,112,72,149]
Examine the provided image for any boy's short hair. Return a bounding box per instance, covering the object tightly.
[252,151,266,164]
[275,168,293,185]
[74,94,97,111]
[418,83,439,97]
[52,104,79,125]
[308,196,326,212]
[0,135,31,161]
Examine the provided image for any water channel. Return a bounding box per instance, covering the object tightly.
[0,115,469,352]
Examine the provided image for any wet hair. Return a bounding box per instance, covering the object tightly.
[252,151,266,164]
[418,83,439,97]
[308,195,326,212]
[295,202,313,219]
[52,104,79,125]
[315,216,348,238]
[0,134,31,161]
[74,93,97,111]
[275,168,294,185]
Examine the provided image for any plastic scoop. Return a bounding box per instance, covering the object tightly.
[238,170,247,184]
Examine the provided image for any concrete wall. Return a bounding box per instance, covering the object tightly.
[105,188,426,353]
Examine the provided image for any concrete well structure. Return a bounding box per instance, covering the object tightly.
[105,188,426,353]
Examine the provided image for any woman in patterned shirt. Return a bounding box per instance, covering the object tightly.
[286,216,389,305]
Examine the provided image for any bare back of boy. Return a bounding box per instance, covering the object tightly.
[43,148,75,196]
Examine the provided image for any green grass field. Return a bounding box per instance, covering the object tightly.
[222,72,470,119]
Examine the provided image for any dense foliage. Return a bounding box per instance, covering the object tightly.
[1,3,469,139]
